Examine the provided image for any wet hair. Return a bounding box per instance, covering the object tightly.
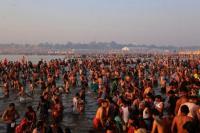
[180,105,189,115]
[9,103,15,107]
[146,92,154,99]
[155,95,162,100]
[75,93,79,97]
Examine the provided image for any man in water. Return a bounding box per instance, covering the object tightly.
[2,103,20,133]
[171,105,193,133]
[151,109,171,133]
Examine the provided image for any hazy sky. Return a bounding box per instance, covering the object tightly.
[0,0,200,46]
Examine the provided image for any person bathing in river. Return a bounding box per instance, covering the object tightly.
[51,97,63,123]
[2,103,20,133]
[37,95,50,122]
[72,93,79,113]
[64,80,70,94]
[93,99,110,129]
[15,83,33,103]
[171,105,193,133]
[1,80,9,98]
[29,80,35,95]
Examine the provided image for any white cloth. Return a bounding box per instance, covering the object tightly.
[121,106,129,123]
[19,96,32,103]
[73,97,78,112]
[143,107,150,119]
[154,101,163,110]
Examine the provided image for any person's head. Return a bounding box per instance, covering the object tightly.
[180,105,189,115]
[8,103,15,110]
[155,95,162,102]
[101,99,109,108]
[167,90,175,96]
[75,93,79,97]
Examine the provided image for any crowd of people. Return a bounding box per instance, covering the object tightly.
[0,54,199,133]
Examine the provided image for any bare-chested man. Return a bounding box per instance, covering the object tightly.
[151,109,172,133]
[171,105,193,133]
[2,103,20,133]
[175,88,188,114]
[93,99,110,129]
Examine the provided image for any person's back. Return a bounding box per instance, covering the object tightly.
[171,105,193,133]
[175,88,188,114]
[175,96,188,114]
[174,115,193,133]
[177,96,199,119]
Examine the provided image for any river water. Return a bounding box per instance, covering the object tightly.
[0,54,98,133]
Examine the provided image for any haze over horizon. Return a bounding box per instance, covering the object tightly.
[0,0,200,46]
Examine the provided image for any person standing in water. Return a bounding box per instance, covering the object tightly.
[171,105,193,133]
[2,103,20,133]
